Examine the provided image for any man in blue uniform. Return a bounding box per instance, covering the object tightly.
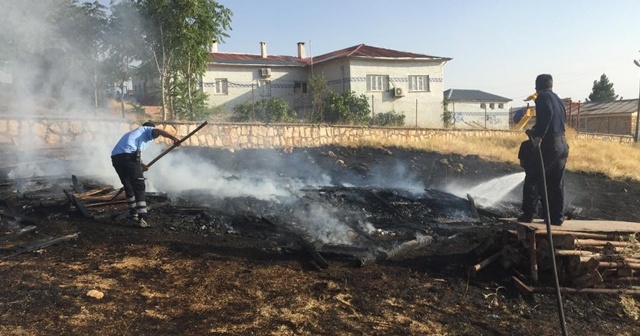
[529,74,569,225]
[111,121,180,227]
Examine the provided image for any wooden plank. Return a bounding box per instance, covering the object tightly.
[73,185,114,199]
[63,189,94,218]
[502,218,640,233]
[0,225,36,244]
[528,230,538,282]
[512,276,640,295]
[1,233,79,260]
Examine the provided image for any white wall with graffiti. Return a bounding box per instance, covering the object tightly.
[447,101,511,130]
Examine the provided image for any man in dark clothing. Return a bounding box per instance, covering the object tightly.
[111,121,180,227]
[529,74,569,225]
[516,131,540,223]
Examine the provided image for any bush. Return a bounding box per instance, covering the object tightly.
[323,91,371,125]
[233,98,294,123]
[233,101,255,122]
[371,111,405,126]
[258,97,295,123]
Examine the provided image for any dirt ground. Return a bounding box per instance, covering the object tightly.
[1,145,639,336]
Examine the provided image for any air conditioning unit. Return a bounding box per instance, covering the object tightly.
[260,68,271,78]
[393,87,404,97]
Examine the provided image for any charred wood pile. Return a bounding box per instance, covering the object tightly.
[1,174,80,260]
[2,173,502,271]
[468,219,640,294]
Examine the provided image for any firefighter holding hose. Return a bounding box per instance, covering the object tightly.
[529,74,569,226]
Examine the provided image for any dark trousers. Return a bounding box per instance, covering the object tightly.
[538,136,569,224]
[111,153,147,218]
[522,169,539,217]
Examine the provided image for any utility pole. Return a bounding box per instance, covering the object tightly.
[634,57,640,142]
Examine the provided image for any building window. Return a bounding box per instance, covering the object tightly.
[214,78,228,95]
[480,103,486,109]
[366,75,388,92]
[490,103,495,109]
[498,103,504,109]
[259,80,271,97]
[408,75,430,92]
[294,81,307,94]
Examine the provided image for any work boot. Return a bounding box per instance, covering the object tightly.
[136,217,151,228]
[516,214,533,223]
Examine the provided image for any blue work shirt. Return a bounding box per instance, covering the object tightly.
[531,89,566,139]
[111,126,155,156]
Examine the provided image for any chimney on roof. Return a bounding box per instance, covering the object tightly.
[297,42,306,59]
[260,41,267,58]
[210,40,218,53]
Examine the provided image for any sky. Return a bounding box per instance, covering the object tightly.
[96,0,640,104]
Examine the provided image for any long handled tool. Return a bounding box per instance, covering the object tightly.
[109,121,208,201]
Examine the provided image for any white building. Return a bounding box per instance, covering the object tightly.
[203,42,451,127]
[444,89,512,129]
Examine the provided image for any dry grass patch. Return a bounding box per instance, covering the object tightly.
[342,128,640,182]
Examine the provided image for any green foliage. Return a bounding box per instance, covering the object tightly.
[587,73,619,102]
[442,95,453,127]
[323,91,371,125]
[233,100,255,122]
[308,74,329,122]
[233,98,294,123]
[170,78,212,120]
[257,97,295,123]
[135,0,233,119]
[371,111,405,126]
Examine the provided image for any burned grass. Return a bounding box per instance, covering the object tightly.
[1,145,639,335]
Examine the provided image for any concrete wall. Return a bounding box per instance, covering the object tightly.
[348,58,445,128]
[449,101,511,130]
[202,65,309,113]
[0,117,634,149]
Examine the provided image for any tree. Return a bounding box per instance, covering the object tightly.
[135,0,232,120]
[308,74,329,122]
[587,73,619,102]
[55,1,109,108]
[442,95,453,128]
[105,0,146,117]
[0,0,76,106]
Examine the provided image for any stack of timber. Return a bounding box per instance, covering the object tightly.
[509,219,640,293]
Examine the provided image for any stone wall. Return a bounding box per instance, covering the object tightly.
[0,116,634,149]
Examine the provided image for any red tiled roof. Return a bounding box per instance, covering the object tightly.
[210,52,307,66]
[311,44,452,64]
[209,44,451,67]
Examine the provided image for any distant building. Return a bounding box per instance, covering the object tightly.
[443,89,512,129]
[198,42,452,127]
[578,99,639,135]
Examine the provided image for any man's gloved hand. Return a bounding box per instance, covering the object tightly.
[141,163,149,171]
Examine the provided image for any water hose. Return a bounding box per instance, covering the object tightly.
[534,138,569,336]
